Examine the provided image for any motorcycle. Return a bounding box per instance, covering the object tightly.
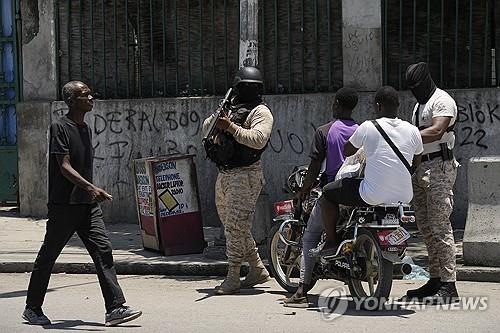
[267,166,414,300]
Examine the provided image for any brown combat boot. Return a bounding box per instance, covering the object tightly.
[214,264,241,295]
[241,252,271,288]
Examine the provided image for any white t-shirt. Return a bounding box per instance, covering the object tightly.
[349,118,424,205]
[411,88,457,154]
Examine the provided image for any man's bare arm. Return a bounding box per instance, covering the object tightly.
[419,116,451,144]
[412,154,422,170]
[344,141,359,157]
[297,159,322,200]
[56,154,112,202]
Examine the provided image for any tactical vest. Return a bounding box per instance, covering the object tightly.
[207,102,268,169]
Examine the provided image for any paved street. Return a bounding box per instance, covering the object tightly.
[1,273,499,333]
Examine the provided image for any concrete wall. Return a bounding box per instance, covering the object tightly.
[17,102,51,216]
[239,0,258,67]
[21,0,57,100]
[342,0,382,91]
[452,89,500,226]
[463,157,500,266]
[18,88,500,228]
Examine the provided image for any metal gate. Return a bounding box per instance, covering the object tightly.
[0,0,20,203]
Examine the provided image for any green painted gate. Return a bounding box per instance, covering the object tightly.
[0,0,20,203]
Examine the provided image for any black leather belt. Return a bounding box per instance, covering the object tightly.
[421,149,453,162]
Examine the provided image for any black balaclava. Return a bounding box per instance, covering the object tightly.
[234,83,262,104]
[405,62,437,104]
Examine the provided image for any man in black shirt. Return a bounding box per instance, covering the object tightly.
[23,81,142,327]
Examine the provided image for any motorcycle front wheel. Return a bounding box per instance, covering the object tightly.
[347,229,393,300]
[267,223,317,293]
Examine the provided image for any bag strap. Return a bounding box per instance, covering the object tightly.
[371,120,413,175]
[415,105,420,128]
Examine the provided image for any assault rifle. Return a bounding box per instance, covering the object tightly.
[202,87,233,141]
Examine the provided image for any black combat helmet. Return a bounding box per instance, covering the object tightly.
[232,66,264,87]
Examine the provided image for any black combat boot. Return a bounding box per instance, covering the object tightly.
[405,277,441,299]
[427,282,459,304]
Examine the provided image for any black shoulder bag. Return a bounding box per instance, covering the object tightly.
[371,120,414,175]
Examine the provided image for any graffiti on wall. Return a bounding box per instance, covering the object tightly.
[52,105,314,161]
[51,103,317,208]
[93,108,202,159]
[52,100,500,178]
[343,27,381,89]
[456,102,499,150]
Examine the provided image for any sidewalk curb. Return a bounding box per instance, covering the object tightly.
[456,266,500,283]
[0,261,236,276]
[2,261,500,283]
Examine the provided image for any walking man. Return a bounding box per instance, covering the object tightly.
[23,81,142,326]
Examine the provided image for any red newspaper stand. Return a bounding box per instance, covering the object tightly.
[132,154,205,255]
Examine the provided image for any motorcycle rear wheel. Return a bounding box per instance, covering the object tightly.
[347,229,393,301]
[267,222,317,293]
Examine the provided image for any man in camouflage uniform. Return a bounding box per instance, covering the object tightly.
[202,66,274,294]
[405,62,459,303]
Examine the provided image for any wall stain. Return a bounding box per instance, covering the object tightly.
[21,0,39,44]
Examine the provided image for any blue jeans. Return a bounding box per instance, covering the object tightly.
[299,199,324,285]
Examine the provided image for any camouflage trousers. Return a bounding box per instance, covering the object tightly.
[215,166,264,266]
[412,158,458,282]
